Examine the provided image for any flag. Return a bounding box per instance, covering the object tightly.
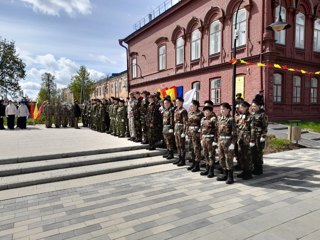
[29,101,34,119]
[176,86,183,98]
[33,99,39,119]
[160,87,168,99]
[37,102,45,119]
[165,88,177,100]
[183,88,196,112]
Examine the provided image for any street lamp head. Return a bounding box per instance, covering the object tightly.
[267,17,291,32]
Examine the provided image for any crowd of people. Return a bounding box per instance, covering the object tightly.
[0,100,30,130]
[78,90,268,185]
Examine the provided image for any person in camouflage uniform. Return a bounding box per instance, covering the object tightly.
[112,98,119,136]
[236,101,256,180]
[117,98,127,137]
[43,101,53,128]
[173,97,188,166]
[107,98,114,133]
[61,103,69,128]
[91,99,98,131]
[145,94,162,150]
[200,100,218,178]
[140,91,149,144]
[96,100,102,132]
[54,101,62,128]
[162,97,175,159]
[82,101,89,127]
[105,99,110,133]
[133,91,142,142]
[127,92,136,140]
[234,103,242,170]
[251,99,268,175]
[68,103,75,127]
[186,100,204,172]
[216,102,237,184]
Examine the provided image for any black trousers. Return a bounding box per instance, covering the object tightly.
[7,115,15,129]
[0,117,4,129]
[20,117,27,129]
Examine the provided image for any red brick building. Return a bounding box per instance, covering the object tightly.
[122,0,320,121]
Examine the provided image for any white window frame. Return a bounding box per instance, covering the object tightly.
[192,81,200,101]
[132,58,137,79]
[314,19,320,52]
[159,45,166,71]
[275,6,286,45]
[176,37,184,65]
[210,78,221,104]
[311,78,318,104]
[295,12,305,49]
[191,29,201,61]
[293,76,302,103]
[209,20,221,55]
[233,8,247,47]
[273,73,282,103]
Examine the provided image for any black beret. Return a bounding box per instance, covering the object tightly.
[176,97,184,102]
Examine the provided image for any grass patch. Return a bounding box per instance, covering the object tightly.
[264,134,300,154]
[282,121,320,133]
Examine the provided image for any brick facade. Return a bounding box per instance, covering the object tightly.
[123,0,320,121]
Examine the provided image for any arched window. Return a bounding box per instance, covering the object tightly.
[176,37,184,65]
[273,73,282,103]
[311,78,318,103]
[314,19,320,52]
[191,29,201,61]
[295,12,305,49]
[293,76,302,103]
[131,57,137,79]
[209,20,221,55]
[233,8,246,47]
[159,45,166,71]
[275,6,286,45]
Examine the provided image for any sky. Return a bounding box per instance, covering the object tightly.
[0,0,166,100]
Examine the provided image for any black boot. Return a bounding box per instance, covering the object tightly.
[187,161,196,171]
[217,170,228,181]
[226,170,234,184]
[191,161,200,172]
[166,150,174,160]
[236,171,245,178]
[252,165,263,175]
[177,154,186,166]
[163,150,169,158]
[242,171,253,180]
[207,165,215,178]
[200,165,209,175]
[173,155,181,165]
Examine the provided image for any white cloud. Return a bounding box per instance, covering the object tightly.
[97,55,117,65]
[20,0,92,17]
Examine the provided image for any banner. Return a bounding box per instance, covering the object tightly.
[183,88,196,112]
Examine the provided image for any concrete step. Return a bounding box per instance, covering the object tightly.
[0,144,148,165]
[0,155,174,190]
[0,149,166,177]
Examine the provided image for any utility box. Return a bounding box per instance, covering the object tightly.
[288,126,301,143]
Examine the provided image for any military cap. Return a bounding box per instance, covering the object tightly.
[142,90,150,95]
[240,101,250,108]
[220,102,231,110]
[252,99,263,106]
[203,105,213,111]
[119,98,125,103]
[204,100,213,107]
[163,97,171,102]
[191,99,200,107]
[148,94,156,99]
[114,97,120,101]
[176,97,184,102]
[135,91,140,94]
[164,95,171,100]
[111,96,115,99]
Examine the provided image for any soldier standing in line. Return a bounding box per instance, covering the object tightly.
[82,101,89,127]
[92,99,98,131]
[173,97,188,166]
[140,91,150,144]
[127,92,136,140]
[105,99,111,133]
[96,100,102,132]
[54,101,62,128]
[68,103,74,128]
[234,103,242,171]
[61,103,69,127]
[117,98,127,137]
[112,98,119,136]
[146,94,162,150]
[73,100,81,129]
[133,91,143,142]
[216,102,237,184]
[200,101,218,178]
[236,101,256,180]
[251,99,268,175]
[43,101,53,128]
[107,97,114,133]
[162,97,175,159]
[186,100,204,172]
[0,100,6,130]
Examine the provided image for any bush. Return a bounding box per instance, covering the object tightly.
[264,134,298,154]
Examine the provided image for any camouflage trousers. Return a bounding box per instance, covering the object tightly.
[174,124,185,156]
[118,119,126,137]
[128,117,136,138]
[134,117,142,141]
[163,127,175,151]
[148,126,157,147]
[141,122,148,142]
[201,136,216,166]
[112,118,118,135]
[61,117,68,127]
[218,138,234,170]
[45,118,52,128]
[54,116,61,128]
[251,133,265,166]
[238,132,253,171]
[188,130,201,162]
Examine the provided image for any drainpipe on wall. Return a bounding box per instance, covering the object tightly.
[118,39,130,97]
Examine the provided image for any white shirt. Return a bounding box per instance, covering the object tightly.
[18,104,30,117]
[5,103,18,116]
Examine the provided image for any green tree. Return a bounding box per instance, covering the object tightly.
[38,72,57,103]
[69,66,95,103]
[0,37,26,99]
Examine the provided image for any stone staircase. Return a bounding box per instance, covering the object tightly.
[0,145,171,190]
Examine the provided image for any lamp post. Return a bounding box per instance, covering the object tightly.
[266,0,291,32]
[231,0,244,117]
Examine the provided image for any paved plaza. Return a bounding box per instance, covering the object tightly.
[0,125,320,239]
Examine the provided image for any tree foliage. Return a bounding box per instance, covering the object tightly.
[0,37,26,99]
[37,72,57,103]
[69,66,95,103]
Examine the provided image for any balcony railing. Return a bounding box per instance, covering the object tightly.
[133,0,182,31]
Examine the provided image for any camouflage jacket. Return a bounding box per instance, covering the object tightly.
[162,107,174,128]
[139,98,149,122]
[146,102,161,128]
[236,112,255,141]
[252,110,268,138]
[117,105,127,122]
[174,107,188,133]
[201,113,218,141]
[217,115,237,144]
[187,110,203,134]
